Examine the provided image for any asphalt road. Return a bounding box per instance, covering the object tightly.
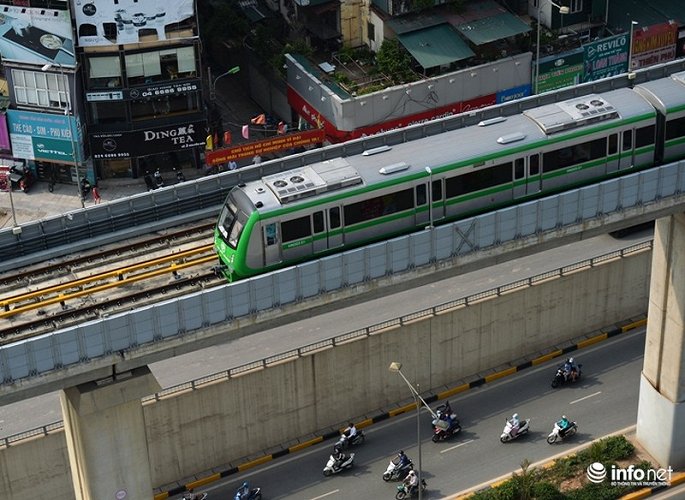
[0,230,651,439]
[181,327,646,499]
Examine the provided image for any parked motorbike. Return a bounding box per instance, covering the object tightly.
[8,164,35,193]
[154,168,165,188]
[335,430,365,450]
[174,167,186,183]
[382,455,414,481]
[395,478,427,499]
[323,452,355,476]
[143,171,156,191]
[551,363,583,388]
[432,417,462,442]
[547,421,578,444]
[500,418,530,443]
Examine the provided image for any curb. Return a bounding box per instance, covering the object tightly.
[154,316,647,499]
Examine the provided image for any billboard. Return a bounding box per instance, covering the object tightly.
[0,6,75,66]
[632,22,678,70]
[583,34,629,82]
[74,0,195,46]
[205,130,326,165]
[536,48,584,94]
[7,110,82,163]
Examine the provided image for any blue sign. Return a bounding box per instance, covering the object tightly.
[583,34,629,82]
[497,84,531,104]
[7,109,82,163]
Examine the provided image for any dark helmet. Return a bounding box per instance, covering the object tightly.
[399,450,404,455]
[334,444,342,453]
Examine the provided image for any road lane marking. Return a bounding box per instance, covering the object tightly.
[310,490,339,499]
[440,439,474,454]
[570,391,602,405]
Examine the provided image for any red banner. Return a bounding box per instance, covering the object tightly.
[205,129,325,166]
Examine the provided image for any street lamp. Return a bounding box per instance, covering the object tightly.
[209,66,240,101]
[41,63,84,208]
[534,0,570,94]
[628,20,639,78]
[388,362,437,500]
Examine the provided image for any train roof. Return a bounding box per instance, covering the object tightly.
[240,86,654,212]
[633,71,685,115]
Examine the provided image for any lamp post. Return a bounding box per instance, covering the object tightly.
[425,166,433,229]
[209,66,240,101]
[535,0,570,94]
[41,63,84,208]
[628,20,639,76]
[389,362,438,500]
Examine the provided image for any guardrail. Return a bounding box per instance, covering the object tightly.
[0,240,651,448]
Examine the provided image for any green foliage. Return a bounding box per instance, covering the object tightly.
[546,454,585,482]
[564,481,631,500]
[376,39,414,84]
[577,436,634,463]
[532,482,566,500]
[199,3,250,50]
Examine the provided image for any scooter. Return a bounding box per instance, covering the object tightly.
[382,456,414,481]
[500,418,530,443]
[323,452,354,476]
[429,400,456,429]
[174,167,186,183]
[154,168,165,188]
[143,171,156,191]
[547,421,578,444]
[182,492,207,500]
[432,417,462,442]
[551,363,582,388]
[335,430,365,449]
[395,478,427,499]
[234,487,261,500]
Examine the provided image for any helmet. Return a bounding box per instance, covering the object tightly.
[569,357,575,364]
[562,415,567,420]
[513,413,519,419]
[242,482,248,489]
[408,470,416,476]
[399,450,405,455]
[334,444,342,453]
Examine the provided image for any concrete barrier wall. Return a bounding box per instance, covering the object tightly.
[0,250,652,496]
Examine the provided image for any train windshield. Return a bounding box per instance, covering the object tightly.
[217,195,248,249]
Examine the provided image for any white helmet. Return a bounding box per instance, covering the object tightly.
[408,470,416,476]
[569,357,574,364]
[562,415,567,420]
[513,413,519,419]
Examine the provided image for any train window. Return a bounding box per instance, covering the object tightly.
[445,162,512,198]
[543,138,606,172]
[264,223,277,246]
[622,130,632,151]
[635,125,655,148]
[529,155,539,175]
[608,134,618,155]
[329,207,341,229]
[344,188,414,225]
[228,210,248,248]
[416,184,427,205]
[432,180,443,201]
[217,197,238,240]
[313,211,324,233]
[665,117,685,141]
[281,216,311,242]
[514,159,524,179]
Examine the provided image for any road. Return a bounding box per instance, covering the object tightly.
[179,327,647,499]
[0,230,651,439]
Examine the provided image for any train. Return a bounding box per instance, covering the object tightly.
[214,71,685,280]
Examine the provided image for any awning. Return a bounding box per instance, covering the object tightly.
[456,12,531,46]
[397,24,475,69]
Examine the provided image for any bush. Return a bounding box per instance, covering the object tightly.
[565,481,631,500]
[532,482,566,500]
[578,436,634,463]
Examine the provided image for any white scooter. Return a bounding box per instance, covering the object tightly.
[383,455,414,481]
[500,418,530,442]
[323,452,355,476]
[547,420,578,444]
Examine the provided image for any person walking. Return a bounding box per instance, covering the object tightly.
[91,185,101,204]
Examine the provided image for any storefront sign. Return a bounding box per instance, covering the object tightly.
[0,6,75,66]
[205,130,326,165]
[632,22,678,70]
[125,80,201,99]
[74,0,195,46]
[583,34,629,82]
[536,48,584,94]
[90,120,207,159]
[86,91,124,102]
[7,110,82,163]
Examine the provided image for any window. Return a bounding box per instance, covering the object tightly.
[88,56,122,88]
[313,211,324,233]
[416,184,427,205]
[129,93,200,121]
[282,216,312,242]
[608,134,618,155]
[344,188,414,225]
[12,69,69,109]
[635,125,655,148]
[368,22,375,41]
[623,130,633,151]
[432,179,443,201]
[90,101,127,125]
[514,158,524,179]
[570,0,583,13]
[529,154,540,175]
[543,138,606,172]
[329,207,341,228]
[445,162,512,198]
[125,47,197,86]
[665,117,685,141]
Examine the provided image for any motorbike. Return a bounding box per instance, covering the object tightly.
[547,421,578,444]
[395,478,427,499]
[551,363,583,388]
[335,430,365,449]
[234,487,262,500]
[174,167,186,183]
[183,492,207,500]
[432,417,462,442]
[8,164,35,193]
[323,452,354,476]
[429,400,455,429]
[154,168,165,188]
[382,456,414,481]
[500,418,530,443]
[143,171,156,191]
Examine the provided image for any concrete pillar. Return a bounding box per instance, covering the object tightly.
[637,213,685,469]
[60,366,161,500]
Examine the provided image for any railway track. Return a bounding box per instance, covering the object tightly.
[0,220,225,342]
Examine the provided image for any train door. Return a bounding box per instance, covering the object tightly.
[312,211,327,253]
[606,133,620,173]
[513,158,525,199]
[327,206,343,248]
[431,179,445,221]
[415,183,429,226]
[526,153,542,195]
[618,129,634,169]
[263,222,282,267]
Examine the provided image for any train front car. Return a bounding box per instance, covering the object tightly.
[214,185,259,281]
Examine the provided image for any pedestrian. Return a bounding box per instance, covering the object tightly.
[253,154,261,165]
[92,185,101,204]
[228,160,238,171]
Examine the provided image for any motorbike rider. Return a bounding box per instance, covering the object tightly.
[332,444,348,469]
[557,415,571,435]
[396,450,411,469]
[563,357,578,382]
[235,481,250,499]
[403,469,419,495]
[509,413,521,437]
[183,488,203,500]
[343,422,357,440]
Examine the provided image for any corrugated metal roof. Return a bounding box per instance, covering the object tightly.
[397,24,475,70]
[456,12,531,46]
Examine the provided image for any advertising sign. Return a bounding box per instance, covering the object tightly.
[497,84,531,104]
[205,130,326,165]
[7,110,82,163]
[632,22,678,70]
[125,79,201,100]
[536,48,584,94]
[0,6,75,66]
[90,120,207,159]
[583,34,629,82]
[74,0,195,46]
[0,115,11,151]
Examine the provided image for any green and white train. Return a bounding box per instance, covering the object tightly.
[215,71,685,280]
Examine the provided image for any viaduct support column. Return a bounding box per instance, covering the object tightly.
[60,366,161,500]
[637,213,685,469]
